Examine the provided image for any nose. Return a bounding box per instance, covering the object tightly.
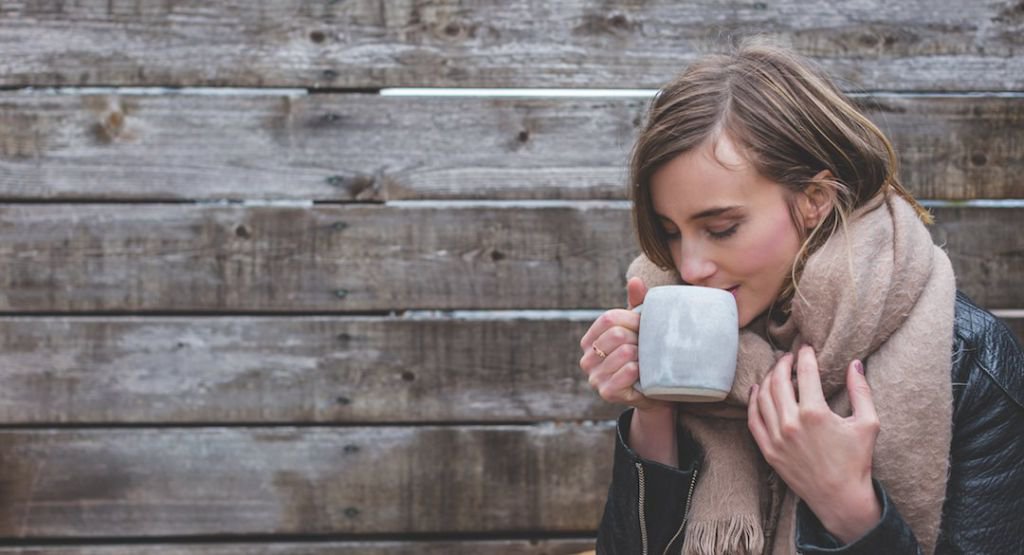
[678,243,717,285]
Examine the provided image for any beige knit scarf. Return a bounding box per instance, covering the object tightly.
[626,192,956,554]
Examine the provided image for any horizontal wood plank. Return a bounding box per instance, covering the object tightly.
[2,313,1019,427]
[0,204,1018,312]
[0,203,635,312]
[0,426,614,537]
[0,316,616,424]
[2,1,1023,90]
[0,93,1021,201]
[928,207,1023,310]
[999,318,1024,344]
[0,541,597,554]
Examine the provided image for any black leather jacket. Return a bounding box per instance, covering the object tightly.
[596,291,1024,554]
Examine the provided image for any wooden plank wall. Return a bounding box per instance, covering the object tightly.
[0,1,1021,553]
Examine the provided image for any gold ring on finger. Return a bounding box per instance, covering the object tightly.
[593,344,608,359]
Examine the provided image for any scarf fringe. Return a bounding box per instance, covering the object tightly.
[681,515,764,555]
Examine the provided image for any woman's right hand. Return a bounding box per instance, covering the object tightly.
[579,277,672,413]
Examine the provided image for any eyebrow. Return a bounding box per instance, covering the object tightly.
[656,205,743,223]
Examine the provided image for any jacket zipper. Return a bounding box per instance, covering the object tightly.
[663,464,699,555]
[636,461,701,555]
[635,462,649,555]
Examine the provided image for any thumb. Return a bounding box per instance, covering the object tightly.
[626,277,648,309]
[846,359,878,424]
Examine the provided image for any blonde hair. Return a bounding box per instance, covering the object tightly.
[630,38,930,314]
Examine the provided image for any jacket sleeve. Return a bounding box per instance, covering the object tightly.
[797,308,1024,554]
[795,479,922,554]
[596,408,702,555]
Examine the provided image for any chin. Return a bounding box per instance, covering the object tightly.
[738,314,753,329]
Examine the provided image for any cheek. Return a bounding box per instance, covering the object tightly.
[737,213,801,279]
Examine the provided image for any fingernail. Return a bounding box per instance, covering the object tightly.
[854,360,864,374]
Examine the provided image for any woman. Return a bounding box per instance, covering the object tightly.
[579,41,1023,554]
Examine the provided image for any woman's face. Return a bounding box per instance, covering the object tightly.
[650,135,810,328]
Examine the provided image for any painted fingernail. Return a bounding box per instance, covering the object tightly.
[854,360,864,374]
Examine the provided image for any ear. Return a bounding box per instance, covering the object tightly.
[797,170,836,229]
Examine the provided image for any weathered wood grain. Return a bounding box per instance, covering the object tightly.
[0,542,597,555]
[0,425,615,537]
[0,316,617,424]
[2,1,1023,90]
[0,93,1021,201]
[0,204,1018,311]
[855,95,1024,201]
[929,207,1023,309]
[1003,318,1024,343]
[2,313,1019,426]
[0,203,635,312]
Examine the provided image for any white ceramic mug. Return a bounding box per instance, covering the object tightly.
[632,285,739,402]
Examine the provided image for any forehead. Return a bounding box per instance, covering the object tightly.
[649,136,764,217]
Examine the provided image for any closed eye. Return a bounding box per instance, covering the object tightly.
[708,224,739,239]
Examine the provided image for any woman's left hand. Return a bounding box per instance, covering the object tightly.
[747,345,883,544]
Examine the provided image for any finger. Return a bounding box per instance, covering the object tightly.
[587,362,614,390]
[595,342,638,380]
[604,361,641,397]
[770,349,798,419]
[603,362,654,409]
[626,277,648,310]
[579,347,604,375]
[583,325,639,374]
[581,335,626,378]
[579,309,640,351]
[758,368,781,441]
[747,385,772,452]
[583,339,633,382]
[620,386,655,410]
[795,345,827,407]
[595,326,638,356]
[846,359,879,425]
[585,348,623,388]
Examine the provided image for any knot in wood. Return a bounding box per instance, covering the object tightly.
[607,12,629,28]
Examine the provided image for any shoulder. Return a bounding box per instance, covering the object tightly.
[951,290,1024,412]
[937,295,1024,551]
